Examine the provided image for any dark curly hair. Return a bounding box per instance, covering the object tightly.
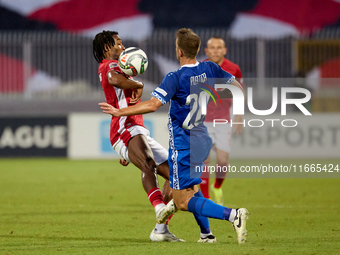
[93,30,118,63]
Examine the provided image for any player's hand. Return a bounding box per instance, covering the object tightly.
[99,102,120,117]
[233,115,244,135]
[119,158,129,166]
[130,87,143,104]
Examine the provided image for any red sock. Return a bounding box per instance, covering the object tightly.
[200,162,210,198]
[214,178,225,189]
[166,214,173,225]
[148,187,164,208]
[200,178,210,198]
[200,169,210,199]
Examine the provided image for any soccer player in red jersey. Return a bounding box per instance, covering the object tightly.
[93,31,182,242]
[200,37,244,204]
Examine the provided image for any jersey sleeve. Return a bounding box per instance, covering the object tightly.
[207,61,235,85]
[106,60,130,79]
[106,61,119,74]
[235,65,244,88]
[151,72,179,105]
[220,69,235,84]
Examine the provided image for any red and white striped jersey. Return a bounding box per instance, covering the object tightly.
[98,59,145,146]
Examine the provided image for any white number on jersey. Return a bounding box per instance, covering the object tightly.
[182,91,209,130]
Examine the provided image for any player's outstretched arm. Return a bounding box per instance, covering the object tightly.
[107,70,144,89]
[99,96,162,117]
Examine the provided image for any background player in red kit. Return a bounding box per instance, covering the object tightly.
[93,31,182,242]
[200,37,244,205]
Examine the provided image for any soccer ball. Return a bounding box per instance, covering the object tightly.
[118,47,148,76]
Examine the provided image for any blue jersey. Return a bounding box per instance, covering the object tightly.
[151,61,235,150]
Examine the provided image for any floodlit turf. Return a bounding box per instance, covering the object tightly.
[0,158,339,255]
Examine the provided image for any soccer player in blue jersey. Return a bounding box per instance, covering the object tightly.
[99,28,249,244]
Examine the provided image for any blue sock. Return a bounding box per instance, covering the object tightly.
[188,196,232,221]
[193,190,210,234]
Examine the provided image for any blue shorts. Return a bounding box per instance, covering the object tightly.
[168,137,212,190]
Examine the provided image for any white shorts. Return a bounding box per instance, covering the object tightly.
[112,125,168,166]
[205,122,231,153]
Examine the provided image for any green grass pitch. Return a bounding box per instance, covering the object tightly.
[0,158,339,254]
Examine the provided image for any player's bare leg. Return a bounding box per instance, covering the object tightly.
[161,179,172,203]
[127,135,182,242]
[156,161,173,202]
[118,157,172,202]
[128,135,159,193]
[156,161,170,180]
[172,185,198,211]
[128,135,168,221]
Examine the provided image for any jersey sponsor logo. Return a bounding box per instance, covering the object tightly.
[109,62,118,69]
[155,87,167,97]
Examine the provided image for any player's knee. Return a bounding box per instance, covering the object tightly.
[174,197,189,211]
